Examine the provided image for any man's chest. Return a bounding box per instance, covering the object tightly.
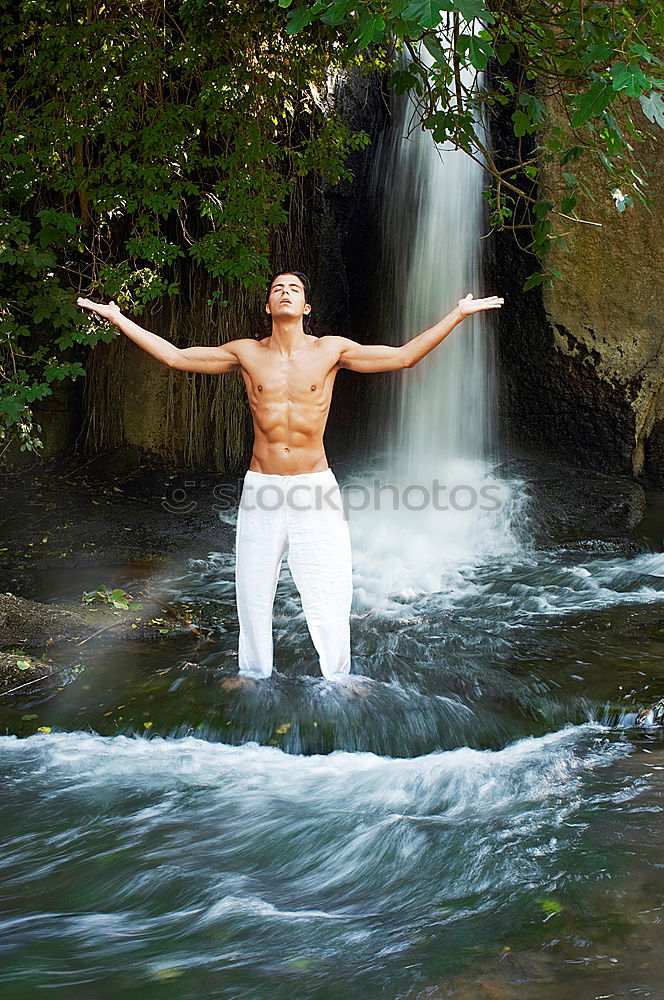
[242,352,338,401]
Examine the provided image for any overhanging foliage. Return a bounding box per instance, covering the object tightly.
[277,0,664,290]
[0,0,373,457]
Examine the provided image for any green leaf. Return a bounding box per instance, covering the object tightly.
[389,68,424,96]
[519,93,544,123]
[571,79,614,127]
[495,41,514,65]
[533,199,554,220]
[582,43,614,67]
[353,12,385,48]
[319,0,354,25]
[285,4,316,32]
[16,660,32,670]
[610,61,651,97]
[457,0,493,22]
[401,0,450,30]
[640,91,664,129]
[467,36,493,71]
[423,35,448,65]
[523,272,545,291]
[512,110,532,137]
[629,42,662,65]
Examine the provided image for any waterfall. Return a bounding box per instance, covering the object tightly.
[376,71,495,473]
[347,54,527,607]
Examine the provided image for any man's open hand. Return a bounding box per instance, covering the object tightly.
[77,297,122,325]
[456,292,504,316]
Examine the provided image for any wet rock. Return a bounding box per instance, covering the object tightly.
[490,90,664,488]
[0,591,185,654]
[637,698,664,727]
[552,537,649,557]
[494,456,647,546]
[0,592,94,648]
[0,652,59,697]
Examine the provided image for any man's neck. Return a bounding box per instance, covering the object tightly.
[268,318,309,358]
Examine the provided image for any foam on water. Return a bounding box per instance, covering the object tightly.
[0,723,635,993]
[0,724,630,824]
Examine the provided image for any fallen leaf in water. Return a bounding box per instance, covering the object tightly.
[152,969,182,981]
[287,958,311,970]
[537,898,563,916]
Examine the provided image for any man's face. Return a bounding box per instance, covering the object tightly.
[266,274,311,323]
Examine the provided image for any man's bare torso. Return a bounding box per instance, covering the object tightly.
[235,335,342,475]
[76,283,502,478]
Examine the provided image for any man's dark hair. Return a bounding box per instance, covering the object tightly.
[265,270,315,335]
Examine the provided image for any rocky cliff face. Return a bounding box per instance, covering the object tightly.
[543,150,664,487]
[492,113,664,488]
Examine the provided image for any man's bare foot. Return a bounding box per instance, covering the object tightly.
[221,675,257,691]
[326,675,370,697]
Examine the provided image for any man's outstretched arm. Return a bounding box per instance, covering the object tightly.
[335,293,503,373]
[76,298,244,373]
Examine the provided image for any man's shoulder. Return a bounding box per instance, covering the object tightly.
[227,337,263,355]
[319,334,358,347]
[312,334,348,360]
[315,333,352,352]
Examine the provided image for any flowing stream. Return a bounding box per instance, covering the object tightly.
[2,75,664,1000]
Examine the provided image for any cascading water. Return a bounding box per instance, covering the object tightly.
[348,52,527,608]
[377,63,494,470]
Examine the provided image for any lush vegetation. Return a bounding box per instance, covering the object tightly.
[1,0,662,459]
[0,0,373,458]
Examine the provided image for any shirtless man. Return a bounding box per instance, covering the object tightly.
[77,273,502,681]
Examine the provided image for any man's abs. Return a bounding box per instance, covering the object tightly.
[248,388,333,474]
[248,440,330,475]
[237,337,340,475]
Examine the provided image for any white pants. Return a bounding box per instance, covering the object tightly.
[235,467,353,679]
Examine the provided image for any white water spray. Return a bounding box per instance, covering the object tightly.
[349,54,528,607]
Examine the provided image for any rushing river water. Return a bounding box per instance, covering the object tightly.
[1,465,664,998]
[3,46,664,1000]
